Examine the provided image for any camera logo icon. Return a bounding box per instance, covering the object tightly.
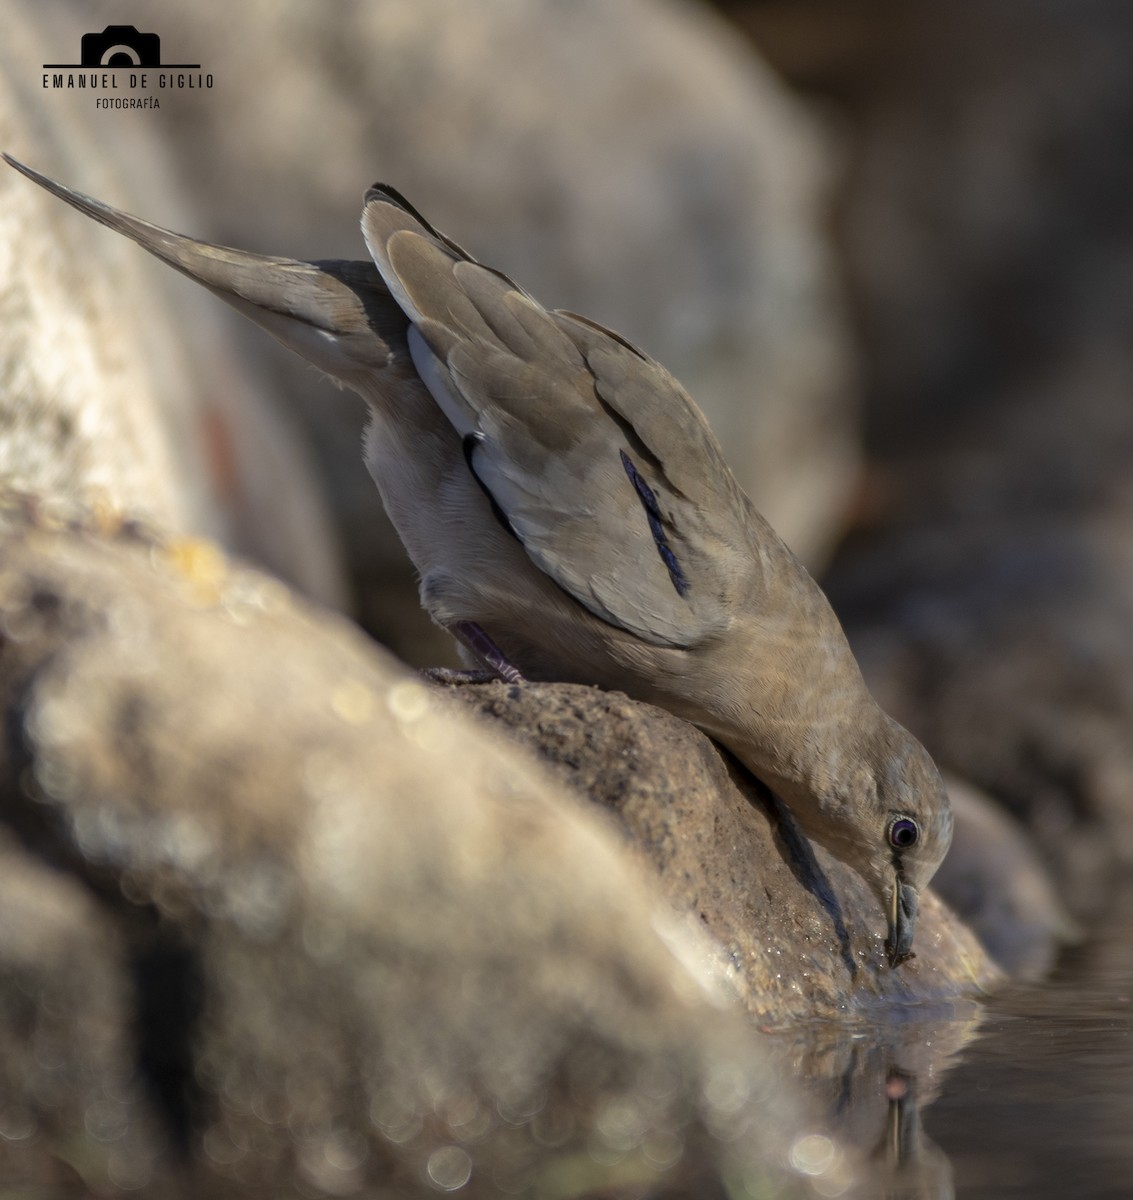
[43,25,199,70]
[80,26,162,68]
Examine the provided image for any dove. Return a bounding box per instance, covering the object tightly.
[3,154,952,967]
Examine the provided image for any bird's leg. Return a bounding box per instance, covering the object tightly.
[453,620,527,682]
[423,621,526,686]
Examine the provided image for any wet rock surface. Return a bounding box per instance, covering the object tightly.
[0,498,859,1198]
[441,681,999,1024]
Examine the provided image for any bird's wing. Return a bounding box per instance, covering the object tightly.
[362,185,762,648]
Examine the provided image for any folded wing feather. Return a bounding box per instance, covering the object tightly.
[362,186,762,648]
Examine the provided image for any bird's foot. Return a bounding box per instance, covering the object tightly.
[421,666,499,686]
[449,621,526,684]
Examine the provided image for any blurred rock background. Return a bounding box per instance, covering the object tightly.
[0,2,350,608]
[4,0,1131,1193]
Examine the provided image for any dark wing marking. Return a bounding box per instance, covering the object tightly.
[619,450,689,598]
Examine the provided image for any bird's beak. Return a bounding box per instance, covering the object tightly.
[886,875,919,967]
[2,153,398,381]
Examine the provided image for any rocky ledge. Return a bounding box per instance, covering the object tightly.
[0,497,1009,1196]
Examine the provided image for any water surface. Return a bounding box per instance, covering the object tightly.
[770,881,1133,1198]
[927,882,1133,1198]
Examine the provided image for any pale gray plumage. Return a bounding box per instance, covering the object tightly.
[3,154,952,966]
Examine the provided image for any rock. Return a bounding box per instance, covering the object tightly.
[439,680,999,1023]
[837,1,1133,464]
[933,776,1078,980]
[0,2,347,607]
[0,830,169,1193]
[0,494,853,1199]
[0,8,199,532]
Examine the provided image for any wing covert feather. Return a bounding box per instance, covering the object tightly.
[362,187,763,647]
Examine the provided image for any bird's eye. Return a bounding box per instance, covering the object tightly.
[888,817,919,850]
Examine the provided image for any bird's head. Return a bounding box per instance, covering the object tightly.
[856,720,953,967]
[795,714,953,968]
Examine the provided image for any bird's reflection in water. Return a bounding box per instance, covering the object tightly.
[872,1069,954,1200]
[763,1004,983,1199]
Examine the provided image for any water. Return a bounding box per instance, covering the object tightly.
[926,885,1133,1199]
[788,880,1133,1198]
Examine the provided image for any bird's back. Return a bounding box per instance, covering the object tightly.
[360,184,816,656]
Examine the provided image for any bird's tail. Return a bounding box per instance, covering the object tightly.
[2,153,405,381]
